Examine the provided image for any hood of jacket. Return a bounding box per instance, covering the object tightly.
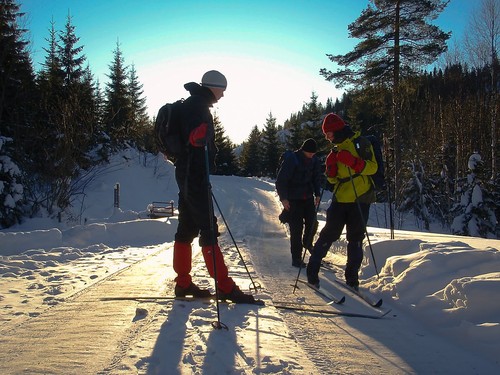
[184,82,217,106]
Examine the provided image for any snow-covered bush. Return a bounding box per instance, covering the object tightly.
[451,152,497,238]
[399,160,432,230]
[0,137,24,228]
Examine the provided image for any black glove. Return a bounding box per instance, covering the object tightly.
[278,209,290,224]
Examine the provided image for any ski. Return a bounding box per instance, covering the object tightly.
[100,296,265,305]
[320,261,384,308]
[273,304,391,319]
[321,260,340,273]
[333,280,383,308]
[297,279,346,305]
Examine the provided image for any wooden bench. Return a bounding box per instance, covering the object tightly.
[147,201,176,218]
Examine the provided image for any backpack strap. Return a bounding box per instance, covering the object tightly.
[353,136,373,160]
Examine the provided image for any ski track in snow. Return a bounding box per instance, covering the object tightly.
[211,176,499,375]
[215,177,403,374]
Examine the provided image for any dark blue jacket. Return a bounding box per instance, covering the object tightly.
[276,151,322,201]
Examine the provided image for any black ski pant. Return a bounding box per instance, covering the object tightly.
[174,166,218,247]
[307,201,370,286]
[288,198,317,264]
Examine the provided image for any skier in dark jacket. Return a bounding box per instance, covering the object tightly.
[172,70,255,303]
[307,113,377,290]
[276,138,322,267]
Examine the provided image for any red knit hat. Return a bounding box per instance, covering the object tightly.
[322,113,345,134]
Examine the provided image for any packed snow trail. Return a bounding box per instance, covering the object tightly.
[210,175,498,374]
[0,174,498,374]
[0,246,175,374]
[0,240,317,374]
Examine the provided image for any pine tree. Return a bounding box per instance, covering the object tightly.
[300,92,328,154]
[103,41,132,149]
[284,114,303,151]
[320,0,451,204]
[0,0,35,226]
[57,14,96,170]
[34,19,63,175]
[324,97,334,113]
[128,63,150,149]
[37,19,63,91]
[0,0,35,140]
[261,113,283,178]
[58,12,85,87]
[81,65,107,160]
[239,126,263,176]
[213,114,238,175]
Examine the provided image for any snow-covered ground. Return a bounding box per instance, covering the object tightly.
[1,149,499,374]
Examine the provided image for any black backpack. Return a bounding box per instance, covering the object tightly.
[154,99,186,158]
[354,135,386,190]
[276,150,299,178]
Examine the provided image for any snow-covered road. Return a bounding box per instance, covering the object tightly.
[210,176,498,375]
[0,169,498,374]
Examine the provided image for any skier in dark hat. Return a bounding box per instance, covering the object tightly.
[276,138,322,267]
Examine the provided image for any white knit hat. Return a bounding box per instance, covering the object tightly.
[201,70,227,89]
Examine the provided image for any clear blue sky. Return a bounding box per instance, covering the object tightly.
[21,0,475,144]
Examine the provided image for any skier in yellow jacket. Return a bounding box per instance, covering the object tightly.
[307,113,378,290]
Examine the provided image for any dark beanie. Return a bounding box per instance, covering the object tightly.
[301,138,317,153]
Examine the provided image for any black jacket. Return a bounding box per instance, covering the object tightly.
[175,82,217,174]
[276,151,322,201]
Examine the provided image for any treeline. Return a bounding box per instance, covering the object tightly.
[235,62,499,237]
[235,0,499,238]
[1,1,155,227]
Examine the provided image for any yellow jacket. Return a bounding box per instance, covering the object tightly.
[327,131,378,203]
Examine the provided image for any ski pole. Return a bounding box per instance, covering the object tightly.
[204,144,226,330]
[211,192,262,292]
[292,187,324,294]
[347,168,380,278]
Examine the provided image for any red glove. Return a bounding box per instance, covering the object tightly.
[189,123,208,147]
[337,150,366,173]
[325,151,338,177]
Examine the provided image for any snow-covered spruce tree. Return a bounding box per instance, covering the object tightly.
[398,160,432,230]
[451,152,497,238]
[0,137,24,228]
